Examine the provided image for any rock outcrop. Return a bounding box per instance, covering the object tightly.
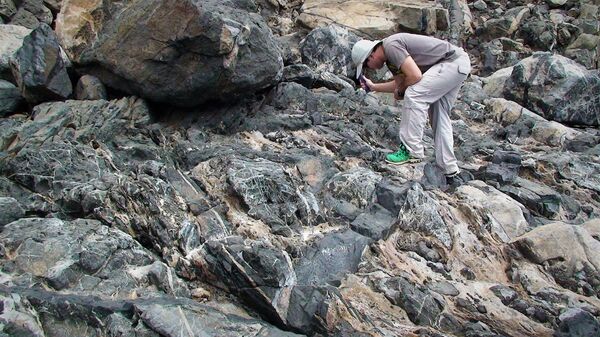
[55,0,283,107]
[0,0,599,336]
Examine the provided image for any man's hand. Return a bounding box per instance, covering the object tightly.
[359,75,374,92]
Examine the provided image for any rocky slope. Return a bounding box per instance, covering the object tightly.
[0,0,599,336]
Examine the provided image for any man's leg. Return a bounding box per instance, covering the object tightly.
[399,60,467,160]
[400,53,470,168]
[429,88,460,175]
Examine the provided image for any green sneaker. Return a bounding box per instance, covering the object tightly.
[385,144,422,165]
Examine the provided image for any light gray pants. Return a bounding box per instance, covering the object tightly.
[399,51,471,175]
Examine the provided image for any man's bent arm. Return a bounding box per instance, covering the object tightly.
[396,56,422,94]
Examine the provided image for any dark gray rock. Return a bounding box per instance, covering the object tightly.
[375,178,411,216]
[136,299,305,337]
[483,163,519,184]
[475,6,531,41]
[378,276,445,326]
[555,308,600,337]
[283,63,318,88]
[463,321,503,337]
[57,0,283,107]
[314,71,354,92]
[428,281,460,296]
[0,196,24,228]
[10,23,72,104]
[0,285,302,337]
[564,132,600,152]
[351,204,395,240]
[500,178,562,219]
[227,157,318,235]
[294,229,371,286]
[75,75,107,100]
[481,38,530,75]
[324,167,382,221]
[397,183,452,249]
[276,32,302,65]
[0,79,22,116]
[551,154,600,193]
[196,238,295,326]
[490,284,518,305]
[492,150,522,166]
[19,0,53,26]
[504,53,600,126]
[286,285,361,335]
[300,24,360,79]
[7,6,39,28]
[518,18,556,51]
[0,218,189,297]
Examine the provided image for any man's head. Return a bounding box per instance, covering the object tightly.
[351,39,382,79]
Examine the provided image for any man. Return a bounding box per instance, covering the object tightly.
[351,33,471,182]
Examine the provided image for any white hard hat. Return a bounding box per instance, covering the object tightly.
[352,39,381,79]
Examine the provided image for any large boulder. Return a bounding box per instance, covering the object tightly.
[503,53,600,126]
[511,219,600,296]
[10,23,72,104]
[55,0,283,107]
[297,0,449,38]
[300,24,360,79]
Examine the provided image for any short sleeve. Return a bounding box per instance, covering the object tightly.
[384,41,409,71]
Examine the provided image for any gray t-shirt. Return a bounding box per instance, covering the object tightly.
[383,33,457,75]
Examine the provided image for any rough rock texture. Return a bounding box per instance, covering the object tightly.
[503,53,600,126]
[55,0,283,107]
[1,0,600,336]
[298,0,451,38]
[74,74,107,100]
[10,23,72,104]
[0,79,22,116]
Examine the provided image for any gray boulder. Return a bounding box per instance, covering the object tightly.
[378,276,446,326]
[10,23,72,104]
[324,167,382,221]
[12,0,53,27]
[194,237,296,326]
[555,308,600,337]
[300,24,360,78]
[75,74,107,100]
[294,229,371,286]
[55,0,283,107]
[227,157,319,235]
[0,217,190,296]
[504,53,600,126]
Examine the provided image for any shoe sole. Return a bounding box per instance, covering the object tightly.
[385,158,422,165]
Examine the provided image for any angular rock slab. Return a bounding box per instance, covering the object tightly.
[10,23,72,104]
[298,0,449,38]
[55,0,283,107]
[294,229,371,286]
[0,286,303,337]
[193,237,296,326]
[511,219,600,296]
[504,52,600,126]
